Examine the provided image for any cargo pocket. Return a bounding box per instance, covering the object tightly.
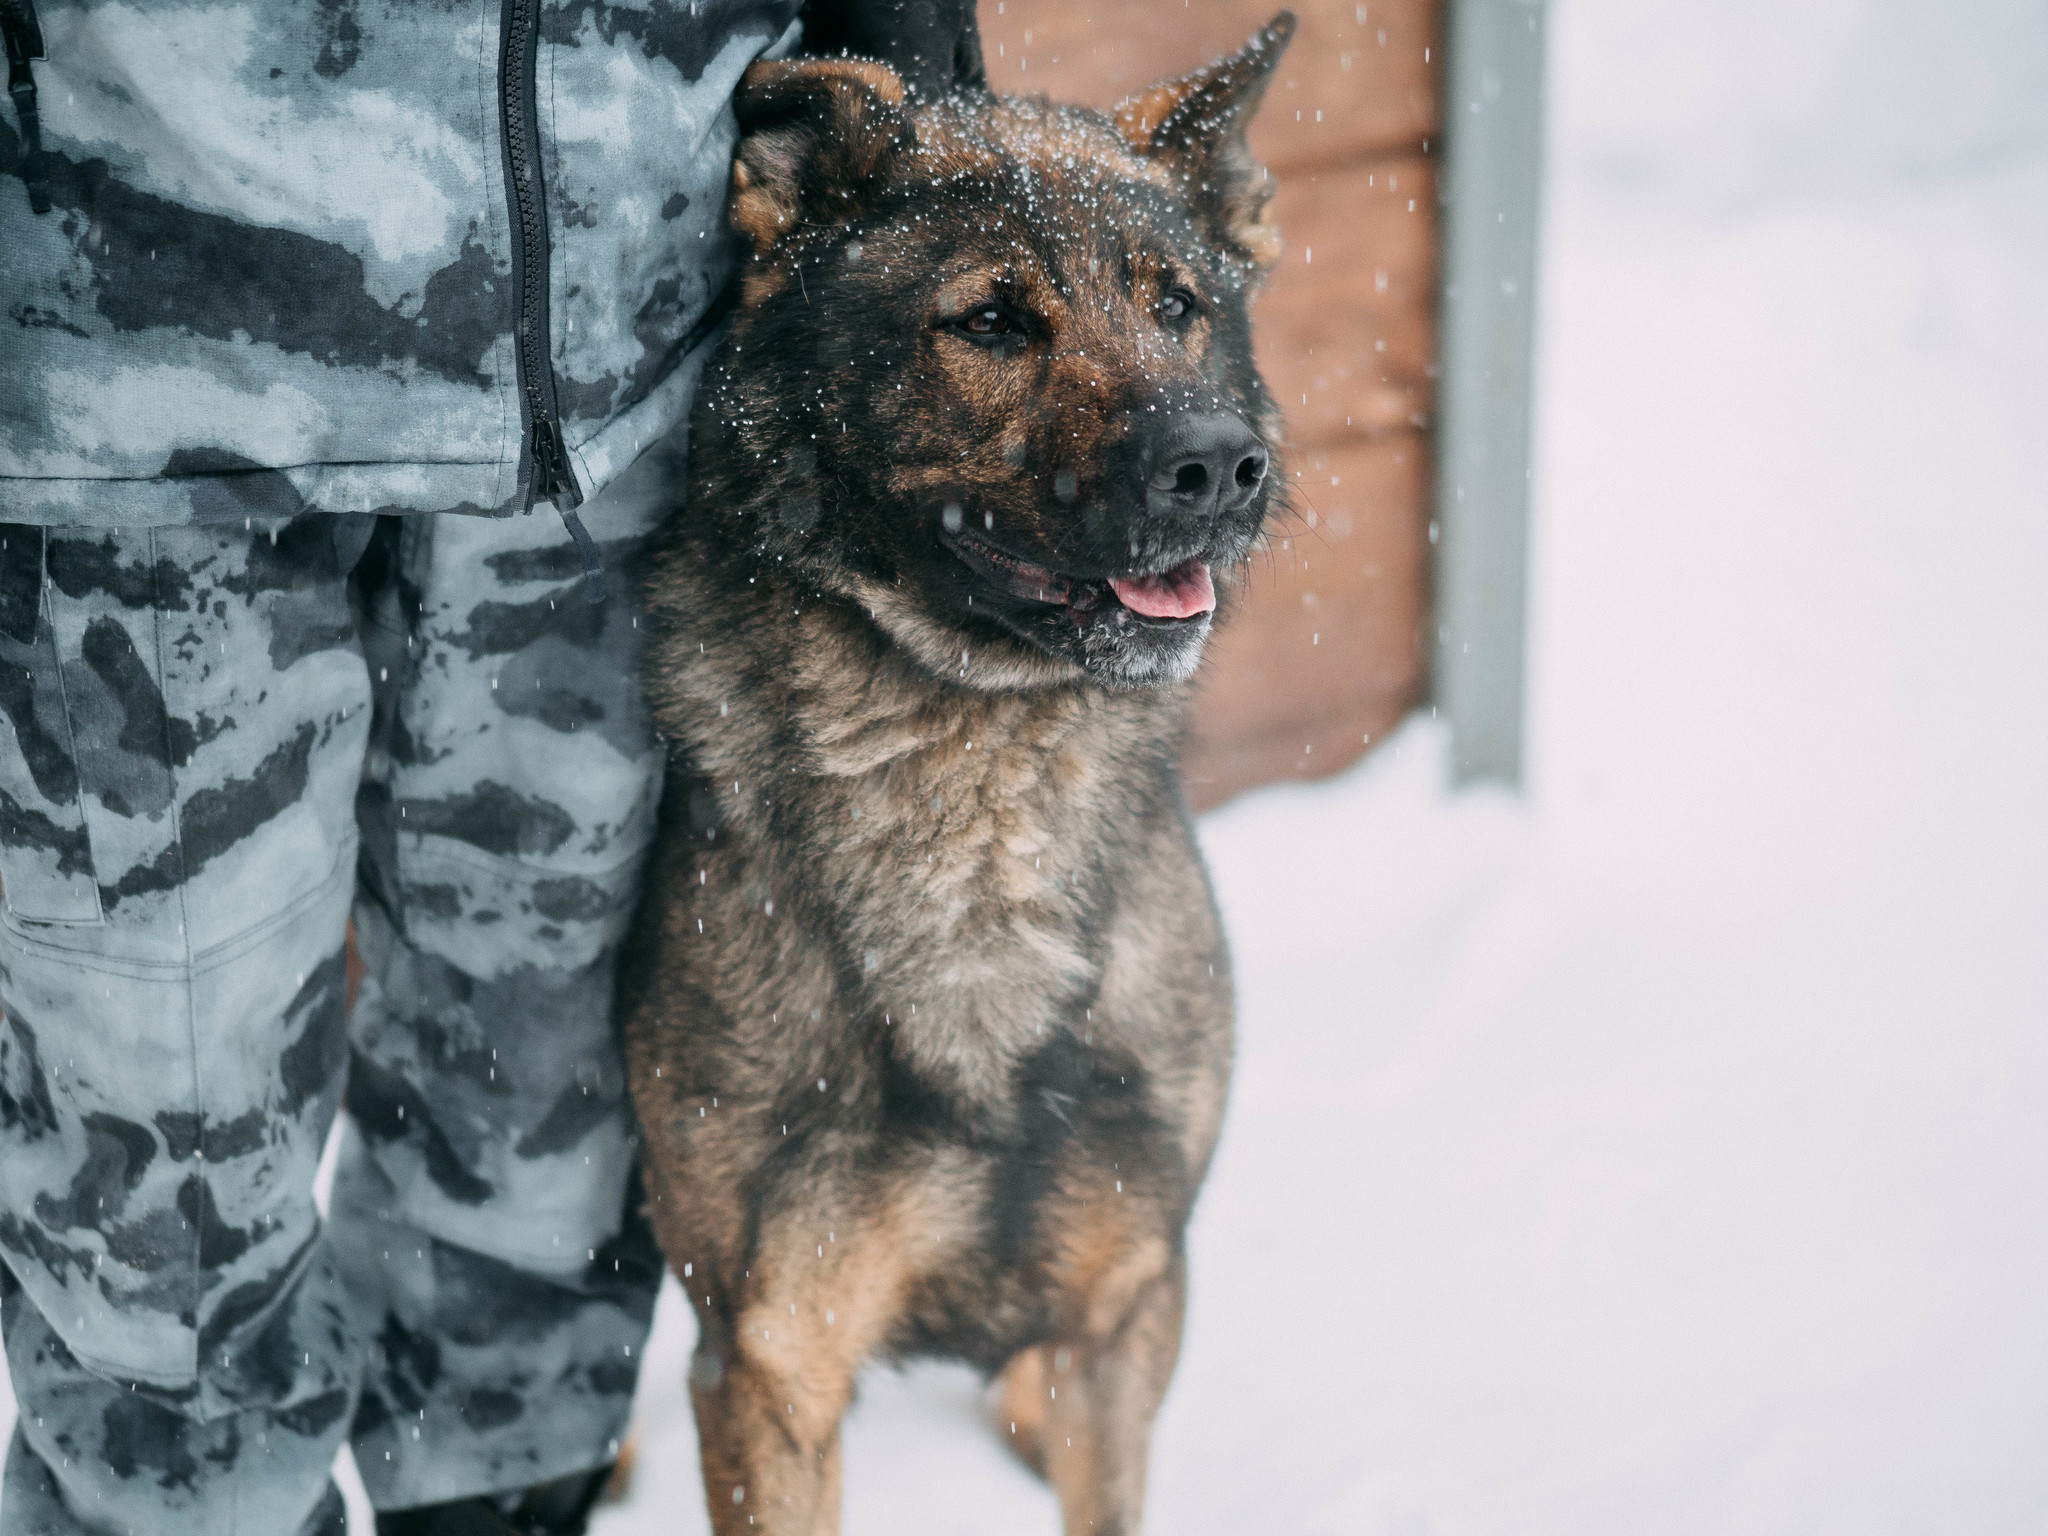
[0,525,102,924]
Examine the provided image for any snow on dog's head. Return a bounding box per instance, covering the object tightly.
[704,17,1294,691]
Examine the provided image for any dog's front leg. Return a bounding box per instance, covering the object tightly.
[1007,1245,1189,1536]
[689,1298,852,1536]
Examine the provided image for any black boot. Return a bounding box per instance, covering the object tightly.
[373,1464,614,1536]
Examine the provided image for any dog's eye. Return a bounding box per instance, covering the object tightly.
[962,308,1010,336]
[1160,289,1197,322]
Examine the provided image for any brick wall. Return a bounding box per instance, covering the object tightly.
[975,0,1443,809]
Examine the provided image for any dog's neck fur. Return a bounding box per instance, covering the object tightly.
[645,534,1193,1107]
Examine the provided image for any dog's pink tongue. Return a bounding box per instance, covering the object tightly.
[1108,562,1216,619]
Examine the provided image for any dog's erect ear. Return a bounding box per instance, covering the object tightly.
[1112,12,1295,270]
[730,58,913,254]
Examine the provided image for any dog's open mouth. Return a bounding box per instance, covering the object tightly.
[943,528,1216,622]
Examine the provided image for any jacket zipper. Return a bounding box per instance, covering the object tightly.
[497,0,578,515]
[498,0,608,599]
[2,0,51,214]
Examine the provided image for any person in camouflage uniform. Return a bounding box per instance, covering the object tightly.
[0,3,984,1533]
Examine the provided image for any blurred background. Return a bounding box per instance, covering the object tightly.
[12,1,2048,1530]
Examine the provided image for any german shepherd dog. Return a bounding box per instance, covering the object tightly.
[623,16,1293,1533]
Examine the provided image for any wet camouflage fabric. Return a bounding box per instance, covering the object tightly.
[0,426,690,1533]
[1,1266,350,1536]
[0,0,800,528]
[334,432,682,1511]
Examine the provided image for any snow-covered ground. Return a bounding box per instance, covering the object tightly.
[9,1,2048,1531]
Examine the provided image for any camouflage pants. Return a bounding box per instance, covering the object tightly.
[0,434,686,1534]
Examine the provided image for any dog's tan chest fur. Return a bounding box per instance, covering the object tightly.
[647,574,1184,1112]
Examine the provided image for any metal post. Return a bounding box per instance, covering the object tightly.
[1432,0,1547,785]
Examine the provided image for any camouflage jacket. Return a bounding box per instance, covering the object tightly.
[0,0,980,529]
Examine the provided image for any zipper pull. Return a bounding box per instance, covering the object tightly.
[2,0,51,214]
[529,414,579,510]
[529,416,607,605]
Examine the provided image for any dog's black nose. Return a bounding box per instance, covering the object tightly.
[1144,413,1268,520]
